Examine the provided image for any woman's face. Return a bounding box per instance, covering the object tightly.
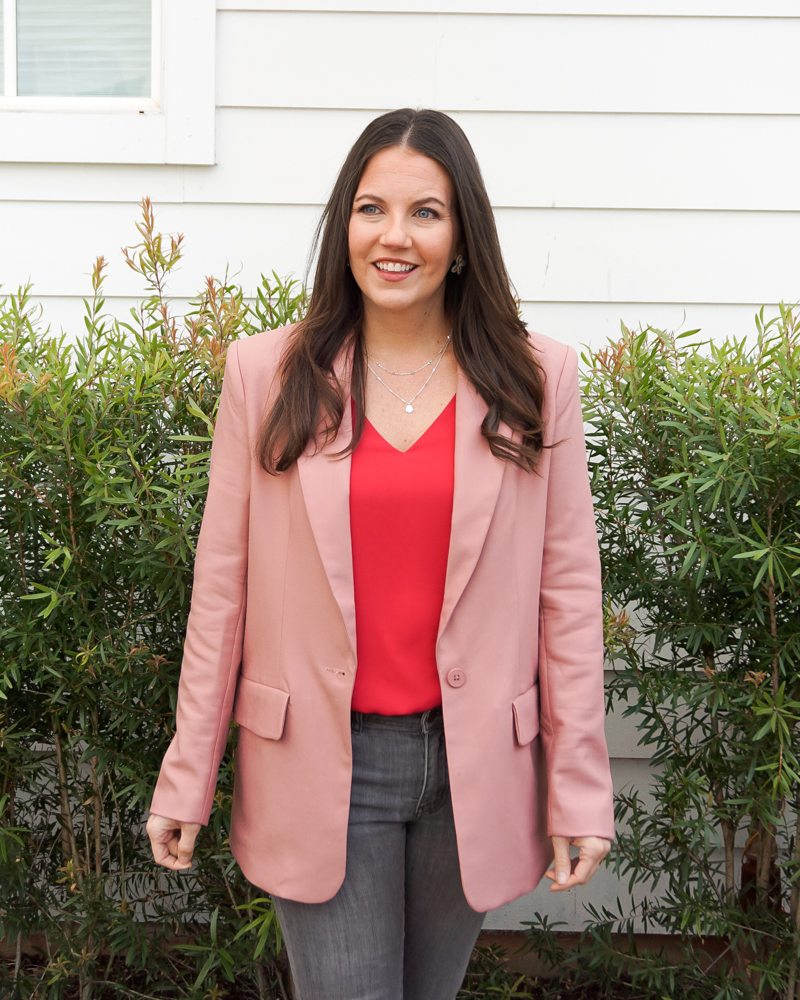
[348,146,462,319]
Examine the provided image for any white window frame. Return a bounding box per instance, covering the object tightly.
[0,0,215,164]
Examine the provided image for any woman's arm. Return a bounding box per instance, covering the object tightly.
[149,338,251,828]
[537,346,615,848]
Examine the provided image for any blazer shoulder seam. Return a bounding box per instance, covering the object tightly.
[553,343,576,400]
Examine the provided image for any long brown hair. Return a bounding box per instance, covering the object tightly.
[257,108,547,474]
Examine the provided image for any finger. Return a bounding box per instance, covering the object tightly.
[149,833,171,866]
[547,854,579,891]
[177,824,201,868]
[155,848,192,871]
[545,836,572,887]
[571,853,600,885]
[572,836,611,861]
[150,830,187,870]
[146,822,172,862]
[549,853,604,891]
[147,818,191,871]
[573,839,610,881]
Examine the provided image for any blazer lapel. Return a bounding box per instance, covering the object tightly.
[438,369,507,641]
[296,357,357,660]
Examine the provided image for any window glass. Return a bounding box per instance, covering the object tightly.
[16,1,151,98]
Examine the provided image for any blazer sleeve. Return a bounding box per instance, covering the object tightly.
[149,338,250,825]
[537,345,615,841]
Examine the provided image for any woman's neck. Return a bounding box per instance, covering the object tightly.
[361,308,452,369]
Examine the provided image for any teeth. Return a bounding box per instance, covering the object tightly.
[375,261,415,272]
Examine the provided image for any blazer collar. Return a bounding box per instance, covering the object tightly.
[296,356,507,663]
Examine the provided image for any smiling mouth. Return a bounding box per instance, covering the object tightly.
[373,261,418,273]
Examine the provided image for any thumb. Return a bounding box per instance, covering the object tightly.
[551,835,571,886]
[177,823,200,868]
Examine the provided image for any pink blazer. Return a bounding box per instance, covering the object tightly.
[150,324,614,913]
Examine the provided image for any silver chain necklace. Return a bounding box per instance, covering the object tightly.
[366,335,450,376]
[365,336,451,414]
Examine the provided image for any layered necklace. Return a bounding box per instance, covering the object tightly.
[365,334,451,414]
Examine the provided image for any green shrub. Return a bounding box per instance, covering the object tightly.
[0,199,306,999]
[523,313,800,1000]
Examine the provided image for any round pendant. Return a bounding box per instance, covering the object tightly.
[405,403,414,413]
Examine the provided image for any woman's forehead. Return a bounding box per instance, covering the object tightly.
[356,147,454,201]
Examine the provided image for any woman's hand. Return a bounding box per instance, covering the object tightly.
[544,835,610,892]
[146,813,201,871]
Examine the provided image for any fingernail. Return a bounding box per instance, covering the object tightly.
[557,872,567,885]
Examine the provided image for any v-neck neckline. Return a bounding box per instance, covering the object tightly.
[363,394,456,455]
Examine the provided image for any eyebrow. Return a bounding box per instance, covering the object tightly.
[353,193,447,208]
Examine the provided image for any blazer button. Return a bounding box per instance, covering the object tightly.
[446,668,466,688]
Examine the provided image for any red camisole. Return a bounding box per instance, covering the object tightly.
[349,396,456,715]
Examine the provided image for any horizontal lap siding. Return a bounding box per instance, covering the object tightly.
[3,109,800,211]
[1,4,796,928]
[217,12,800,113]
[219,1,800,12]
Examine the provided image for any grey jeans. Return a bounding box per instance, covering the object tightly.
[269,705,486,1000]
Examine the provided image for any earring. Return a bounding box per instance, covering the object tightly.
[450,254,466,275]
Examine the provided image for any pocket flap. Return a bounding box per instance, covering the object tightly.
[512,684,540,746]
[232,675,289,740]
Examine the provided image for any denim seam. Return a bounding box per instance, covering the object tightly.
[415,787,450,818]
[413,727,431,818]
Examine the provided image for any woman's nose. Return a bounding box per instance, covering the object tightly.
[379,213,412,249]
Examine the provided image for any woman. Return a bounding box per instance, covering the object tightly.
[147,108,614,999]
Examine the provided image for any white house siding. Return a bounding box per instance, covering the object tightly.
[1,2,798,931]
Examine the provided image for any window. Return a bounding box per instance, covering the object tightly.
[0,0,215,164]
[7,1,154,101]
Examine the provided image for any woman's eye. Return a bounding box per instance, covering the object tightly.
[417,207,439,220]
[359,204,380,215]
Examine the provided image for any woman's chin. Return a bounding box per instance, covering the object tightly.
[362,284,440,315]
